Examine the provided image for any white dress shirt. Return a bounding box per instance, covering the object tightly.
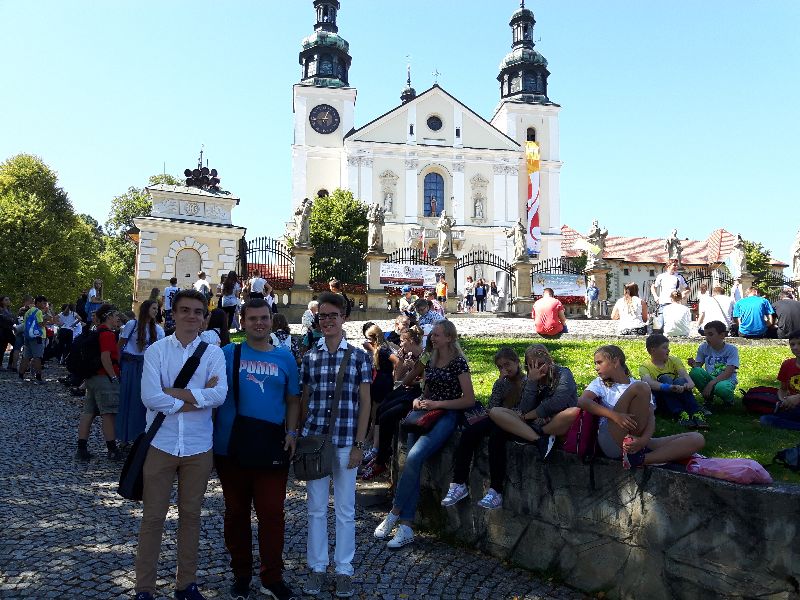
[141,334,227,457]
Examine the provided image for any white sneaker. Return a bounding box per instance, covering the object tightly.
[440,482,469,507]
[374,512,399,539]
[386,524,414,549]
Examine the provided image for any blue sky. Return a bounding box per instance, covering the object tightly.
[2,1,798,264]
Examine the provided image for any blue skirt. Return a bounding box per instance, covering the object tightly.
[116,353,146,443]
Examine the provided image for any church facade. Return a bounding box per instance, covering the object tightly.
[291,1,563,282]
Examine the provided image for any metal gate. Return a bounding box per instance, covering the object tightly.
[237,236,294,288]
[385,247,436,266]
[756,270,799,303]
[310,240,366,285]
[453,250,516,308]
[683,267,735,309]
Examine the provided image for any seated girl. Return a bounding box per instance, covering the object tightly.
[578,345,705,467]
[362,326,426,478]
[374,320,474,548]
[362,324,401,459]
[440,347,526,510]
[489,344,579,460]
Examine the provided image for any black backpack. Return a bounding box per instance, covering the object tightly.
[65,329,103,380]
[773,445,800,471]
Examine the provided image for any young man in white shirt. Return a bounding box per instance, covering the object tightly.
[248,271,272,300]
[651,261,688,309]
[193,272,212,300]
[135,289,228,600]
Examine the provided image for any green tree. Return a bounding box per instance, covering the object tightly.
[0,154,100,305]
[307,189,368,284]
[744,240,773,296]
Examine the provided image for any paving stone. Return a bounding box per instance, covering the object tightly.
[0,363,587,600]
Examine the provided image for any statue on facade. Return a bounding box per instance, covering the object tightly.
[474,196,484,220]
[367,202,385,253]
[730,233,748,277]
[585,219,608,270]
[291,197,313,247]
[664,228,683,264]
[505,219,529,263]
[792,228,800,282]
[437,211,456,256]
[384,192,393,214]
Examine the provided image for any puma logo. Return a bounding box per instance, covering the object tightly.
[245,372,266,393]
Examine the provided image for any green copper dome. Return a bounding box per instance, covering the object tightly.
[499,46,548,70]
[301,30,350,54]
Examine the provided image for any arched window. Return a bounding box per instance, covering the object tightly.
[527,127,537,142]
[320,54,333,75]
[423,173,444,217]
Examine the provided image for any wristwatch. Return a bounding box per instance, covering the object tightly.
[354,440,366,450]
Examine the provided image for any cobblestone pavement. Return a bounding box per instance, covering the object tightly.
[0,366,586,600]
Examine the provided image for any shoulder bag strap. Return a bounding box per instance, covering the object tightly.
[325,345,355,440]
[148,340,209,436]
[711,296,731,327]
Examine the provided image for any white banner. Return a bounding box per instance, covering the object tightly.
[380,262,444,288]
[532,273,587,296]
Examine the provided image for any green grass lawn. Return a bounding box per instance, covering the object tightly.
[462,338,800,483]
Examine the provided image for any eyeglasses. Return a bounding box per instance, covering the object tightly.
[318,312,341,321]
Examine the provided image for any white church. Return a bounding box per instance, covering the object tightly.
[290,0,563,271]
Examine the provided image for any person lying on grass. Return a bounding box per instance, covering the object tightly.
[578,345,705,468]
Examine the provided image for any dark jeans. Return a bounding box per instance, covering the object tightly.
[222,306,236,330]
[215,455,288,586]
[475,296,486,312]
[653,375,700,417]
[761,407,800,431]
[375,385,419,466]
[452,418,519,494]
[56,328,74,361]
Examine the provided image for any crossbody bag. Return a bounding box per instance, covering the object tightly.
[293,346,354,481]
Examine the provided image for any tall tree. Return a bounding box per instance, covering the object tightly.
[744,240,773,296]
[307,189,368,284]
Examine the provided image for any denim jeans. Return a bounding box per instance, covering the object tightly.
[653,375,700,416]
[760,407,800,431]
[394,410,458,521]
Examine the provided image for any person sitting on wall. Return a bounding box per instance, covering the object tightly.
[531,288,567,337]
[733,287,775,339]
[611,282,648,335]
[662,290,692,337]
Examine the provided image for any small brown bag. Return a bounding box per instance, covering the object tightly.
[293,346,354,481]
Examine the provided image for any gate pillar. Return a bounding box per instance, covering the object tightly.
[365,251,390,310]
[435,255,458,310]
[291,246,315,307]
[513,260,534,316]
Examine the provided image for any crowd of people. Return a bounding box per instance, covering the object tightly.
[2,264,800,600]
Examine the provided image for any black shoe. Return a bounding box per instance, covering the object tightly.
[76,447,92,461]
[107,448,123,461]
[260,580,298,600]
[230,577,251,600]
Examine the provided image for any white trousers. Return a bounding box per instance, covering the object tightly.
[306,446,357,576]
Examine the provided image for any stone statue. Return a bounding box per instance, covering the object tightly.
[730,233,748,277]
[291,197,313,247]
[792,228,800,282]
[585,219,608,269]
[505,219,529,263]
[367,202,385,253]
[664,228,683,264]
[474,196,484,220]
[437,211,456,256]
[384,192,393,213]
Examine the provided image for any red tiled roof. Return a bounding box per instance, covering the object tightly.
[561,226,788,267]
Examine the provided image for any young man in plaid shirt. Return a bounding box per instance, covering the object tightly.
[300,292,371,598]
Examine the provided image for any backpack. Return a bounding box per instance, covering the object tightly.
[742,386,780,415]
[587,286,599,302]
[65,329,103,380]
[24,309,43,339]
[562,406,599,461]
[773,445,800,471]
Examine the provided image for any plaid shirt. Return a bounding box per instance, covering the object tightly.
[301,336,372,447]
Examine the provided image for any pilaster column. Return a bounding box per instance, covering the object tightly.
[436,255,457,313]
[404,158,418,223]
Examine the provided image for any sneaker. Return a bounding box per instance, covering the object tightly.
[477,488,503,510]
[361,446,378,465]
[75,447,92,461]
[387,524,415,549]
[334,574,355,598]
[373,512,399,539]
[175,583,206,600]
[677,411,693,428]
[440,482,468,507]
[135,593,155,600]
[360,461,387,481]
[535,434,556,460]
[700,405,713,417]
[108,448,123,461]
[302,572,325,596]
[230,577,251,600]
[692,412,710,430]
[260,580,297,600]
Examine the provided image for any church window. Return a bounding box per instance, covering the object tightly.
[455,127,461,138]
[526,127,536,142]
[524,73,537,92]
[427,115,443,132]
[423,173,445,217]
[649,269,656,277]
[623,268,630,276]
[409,124,414,135]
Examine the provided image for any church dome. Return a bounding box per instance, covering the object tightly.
[298,1,352,88]
[499,46,548,70]
[496,2,552,104]
[301,31,350,54]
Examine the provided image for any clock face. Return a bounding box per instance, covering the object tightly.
[309,104,341,134]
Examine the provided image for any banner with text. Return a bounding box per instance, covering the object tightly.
[526,141,542,255]
[380,263,444,288]
[532,273,587,297]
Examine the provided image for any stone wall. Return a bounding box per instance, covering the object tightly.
[402,434,800,599]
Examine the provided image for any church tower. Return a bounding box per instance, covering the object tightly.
[491,1,562,259]
[292,0,357,206]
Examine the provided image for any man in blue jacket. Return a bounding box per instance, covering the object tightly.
[213,298,300,600]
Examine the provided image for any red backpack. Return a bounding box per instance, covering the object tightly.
[742,386,780,415]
